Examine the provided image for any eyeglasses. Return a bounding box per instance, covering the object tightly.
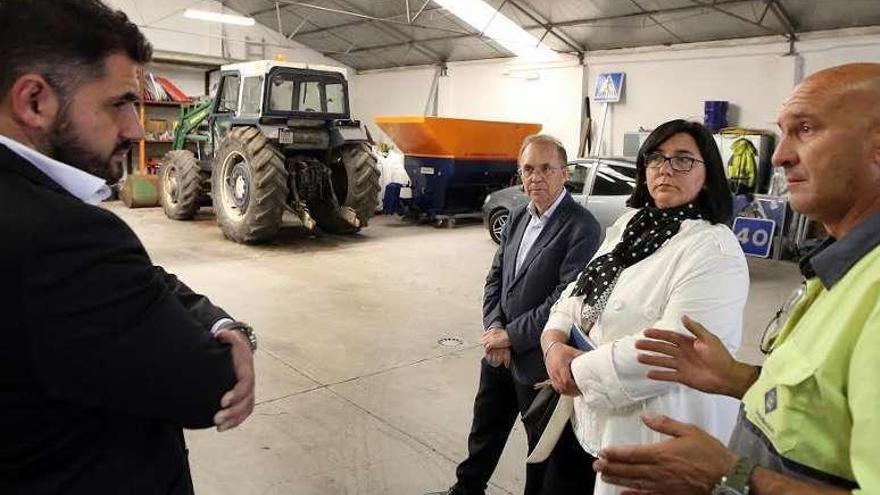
[519,165,565,177]
[759,281,807,354]
[644,151,704,173]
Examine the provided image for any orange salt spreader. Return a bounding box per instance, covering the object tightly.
[374,116,541,223]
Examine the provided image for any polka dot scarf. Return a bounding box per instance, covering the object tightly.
[571,203,704,327]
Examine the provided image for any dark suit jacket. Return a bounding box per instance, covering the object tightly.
[0,144,237,494]
[483,193,600,384]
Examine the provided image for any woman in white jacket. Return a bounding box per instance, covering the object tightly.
[539,119,749,495]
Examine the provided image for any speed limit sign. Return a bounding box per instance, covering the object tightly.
[733,217,776,258]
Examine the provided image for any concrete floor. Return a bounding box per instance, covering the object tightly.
[105,202,801,495]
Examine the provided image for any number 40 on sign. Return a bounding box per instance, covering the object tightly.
[732,217,776,258]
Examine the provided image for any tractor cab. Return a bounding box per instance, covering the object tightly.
[158,60,380,244]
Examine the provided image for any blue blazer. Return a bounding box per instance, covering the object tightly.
[483,192,601,384]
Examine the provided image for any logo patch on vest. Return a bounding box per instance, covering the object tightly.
[765,387,778,414]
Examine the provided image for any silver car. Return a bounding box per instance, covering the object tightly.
[482,157,638,244]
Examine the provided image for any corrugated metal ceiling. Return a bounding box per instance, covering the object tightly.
[222,0,880,70]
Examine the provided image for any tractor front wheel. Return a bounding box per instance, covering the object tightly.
[211,126,288,244]
[159,150,205,220]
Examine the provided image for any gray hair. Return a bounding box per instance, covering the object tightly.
[518,134,568,166]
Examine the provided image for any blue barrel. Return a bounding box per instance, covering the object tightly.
[383,183,402,215]
[704,101,729,132]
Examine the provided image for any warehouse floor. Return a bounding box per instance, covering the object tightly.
[106,202,801,495]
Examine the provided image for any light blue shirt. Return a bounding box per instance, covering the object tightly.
[515,189,568,276]
[0,134,110,205]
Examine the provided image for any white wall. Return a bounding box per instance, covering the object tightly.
[585,40,796,156]
[352,27,880,158]
[798,28,880,77]
[106,0,353,97]
[586,27,880,155]
[441,59,583,153]
[352,57,584,154]
[350,66,438,140]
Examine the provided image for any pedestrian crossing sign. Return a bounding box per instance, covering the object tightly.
[594,72,625,103]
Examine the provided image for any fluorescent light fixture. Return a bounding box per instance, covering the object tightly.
[184,9,256,27]
[434,0,558,62]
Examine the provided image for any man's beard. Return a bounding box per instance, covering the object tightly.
[46,108,131,184]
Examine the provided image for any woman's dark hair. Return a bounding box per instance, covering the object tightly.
[627,119,733,225]
[0,0,152,102]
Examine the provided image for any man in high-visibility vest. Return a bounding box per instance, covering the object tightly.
[593,63,880,495]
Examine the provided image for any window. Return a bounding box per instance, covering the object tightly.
[325,83,345,114]
[266,72,348,115]
[591,164,637,196]
[269,74,295,112]
[565,163,590,193]
[608,164,638,180]
[216,75,240,113]
[239,77,263,116]
[298,81,322,112]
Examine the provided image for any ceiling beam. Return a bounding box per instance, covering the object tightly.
[248,0,438,26]
[410,0,432,23]
[271,3,389,64]
[302,0,449,64]
[442,3,508,57]
[688,0,781,38]
[767,0,798,40]
[242,1,399,67]
[337,0,759,55]
[542,0,754,28]
[275,1,284,34]
[291,18,375,37]
[250,0,290,17]
[341,33,496,55]
[253,0,758,36]
[287,17,310,38]
[252,5,446,38]
[267,1,470,36]
[629,0,687,44]
[505,0,586,54]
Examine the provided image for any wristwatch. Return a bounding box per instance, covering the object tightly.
[712,457,758,495]
[216,320,258,353]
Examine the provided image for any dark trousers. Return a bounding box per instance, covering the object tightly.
[451,358,596,495]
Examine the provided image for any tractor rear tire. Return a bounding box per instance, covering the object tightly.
[312,143,380,235]
[211,126,288,244]
[159,150,204,220]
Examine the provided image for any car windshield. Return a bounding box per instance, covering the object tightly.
[566,163,591,192]
[267,73,346,115]
[565,160,637,196]
[592,163,637,196]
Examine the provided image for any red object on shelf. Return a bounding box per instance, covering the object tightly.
[155,76,189,103]
[145,158,161,175]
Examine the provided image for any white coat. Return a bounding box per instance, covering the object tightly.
[544,209,749,495]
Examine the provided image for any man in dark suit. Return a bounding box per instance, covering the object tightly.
[442,135,602,495]
[0,1,256,493]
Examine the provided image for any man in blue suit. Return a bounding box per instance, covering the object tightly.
[445,135,602,495]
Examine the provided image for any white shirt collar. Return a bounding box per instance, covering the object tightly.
[0,134,110,205]
[527,189,568,222]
